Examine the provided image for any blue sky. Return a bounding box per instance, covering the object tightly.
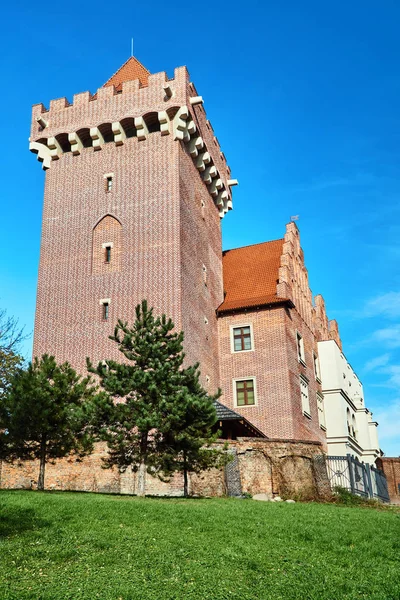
[1,1,399,455]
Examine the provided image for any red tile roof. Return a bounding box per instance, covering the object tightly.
[218,239,290,313]
[103,57,150,91]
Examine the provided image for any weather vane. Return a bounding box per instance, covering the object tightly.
[131,38,134,57]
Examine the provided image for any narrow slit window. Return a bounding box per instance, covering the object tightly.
[202,264,207,286]
[105,176,113,192]
[105,246,112,263]
[103,302,109,321]
[297,333,305,364]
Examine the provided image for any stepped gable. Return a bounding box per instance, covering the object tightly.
[218,239,290,313]
[103,56,151,91]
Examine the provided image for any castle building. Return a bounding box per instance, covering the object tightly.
[29,56,380,464]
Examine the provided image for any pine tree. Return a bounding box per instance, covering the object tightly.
[1,354,98,490]
[159,365,229,497]
[88,300,227,497]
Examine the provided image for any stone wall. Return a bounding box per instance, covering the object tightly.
[0,439,330,501]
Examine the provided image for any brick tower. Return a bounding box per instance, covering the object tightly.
[30,57,236,391]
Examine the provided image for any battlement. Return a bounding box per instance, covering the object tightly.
[30,62,237,217]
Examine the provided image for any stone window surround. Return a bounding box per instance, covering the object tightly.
[233,376,257,408]
[230,323,254,354]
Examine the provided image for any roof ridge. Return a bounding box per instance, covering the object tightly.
[103,56,151,88]
[223,237,284,254]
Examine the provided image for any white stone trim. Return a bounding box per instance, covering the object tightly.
[99,298,111,305]
[233,377,257,408]
[230,323,255,354]
[101,242,113,249]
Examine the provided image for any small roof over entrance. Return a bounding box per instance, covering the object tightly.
[213,401,266,439]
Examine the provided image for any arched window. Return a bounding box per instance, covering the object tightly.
[92,215,122,274]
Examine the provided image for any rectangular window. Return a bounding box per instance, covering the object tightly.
[235,379,255,407]
[313,353,321,381]
[102,302,109,321]
[233,326,252,352]
[300,376,310,417]
[317,393,326,429]
[297,333,305,364]
[105,246,112,263]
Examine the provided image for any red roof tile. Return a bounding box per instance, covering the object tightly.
[218,239,290,313]
[103,57,150,91]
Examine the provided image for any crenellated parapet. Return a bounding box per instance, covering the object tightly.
[29,64,236,218]
[313,295,342,350]
[277,222,314,330]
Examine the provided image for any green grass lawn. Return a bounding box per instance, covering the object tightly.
[0,491,399,600]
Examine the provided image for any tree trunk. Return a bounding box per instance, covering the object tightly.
[37,436,46,491]
[137,434,148,497]
[137,460,146,497]
[183,454,188,498]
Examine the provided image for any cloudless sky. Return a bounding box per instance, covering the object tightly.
[1,0,399,455]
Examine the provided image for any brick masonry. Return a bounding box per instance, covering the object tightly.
[380,457,400,504]
[11,58,353,497]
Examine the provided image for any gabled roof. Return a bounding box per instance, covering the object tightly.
[218,239,290,314]
[103,57,150,91]
[213,401,266,438]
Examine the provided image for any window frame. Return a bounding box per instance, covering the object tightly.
[233,377,257,408]
[230,323,254,354]
[300,375,311,418]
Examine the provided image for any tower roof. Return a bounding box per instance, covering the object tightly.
[103,57,151,91]
[218,239,290,313]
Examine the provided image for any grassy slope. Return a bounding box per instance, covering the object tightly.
[0,491,399,600]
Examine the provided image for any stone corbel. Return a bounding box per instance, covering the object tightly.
[173,106,189,140]
[47,137,63,160]
[202,165,217,185]
[112,122,126,146]
[188,136,204,157]
[90,127,104,150]
[29,141,52,170]
[134,116,148,141]
[158,111,170,136]
[209,178,223,197]
[68,132,83,156]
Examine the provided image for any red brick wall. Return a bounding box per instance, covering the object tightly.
[33,135,183,373]
[217,307,326,447]
[381,457,400,504]
[179,145,223,391]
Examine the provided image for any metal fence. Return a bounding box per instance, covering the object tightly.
[326,454,390,503]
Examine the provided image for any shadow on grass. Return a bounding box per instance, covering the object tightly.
[0,505,50,538]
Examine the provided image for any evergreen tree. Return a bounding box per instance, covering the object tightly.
[88,300,227,497]
[159,365,229,496]
[1,354,98,490]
